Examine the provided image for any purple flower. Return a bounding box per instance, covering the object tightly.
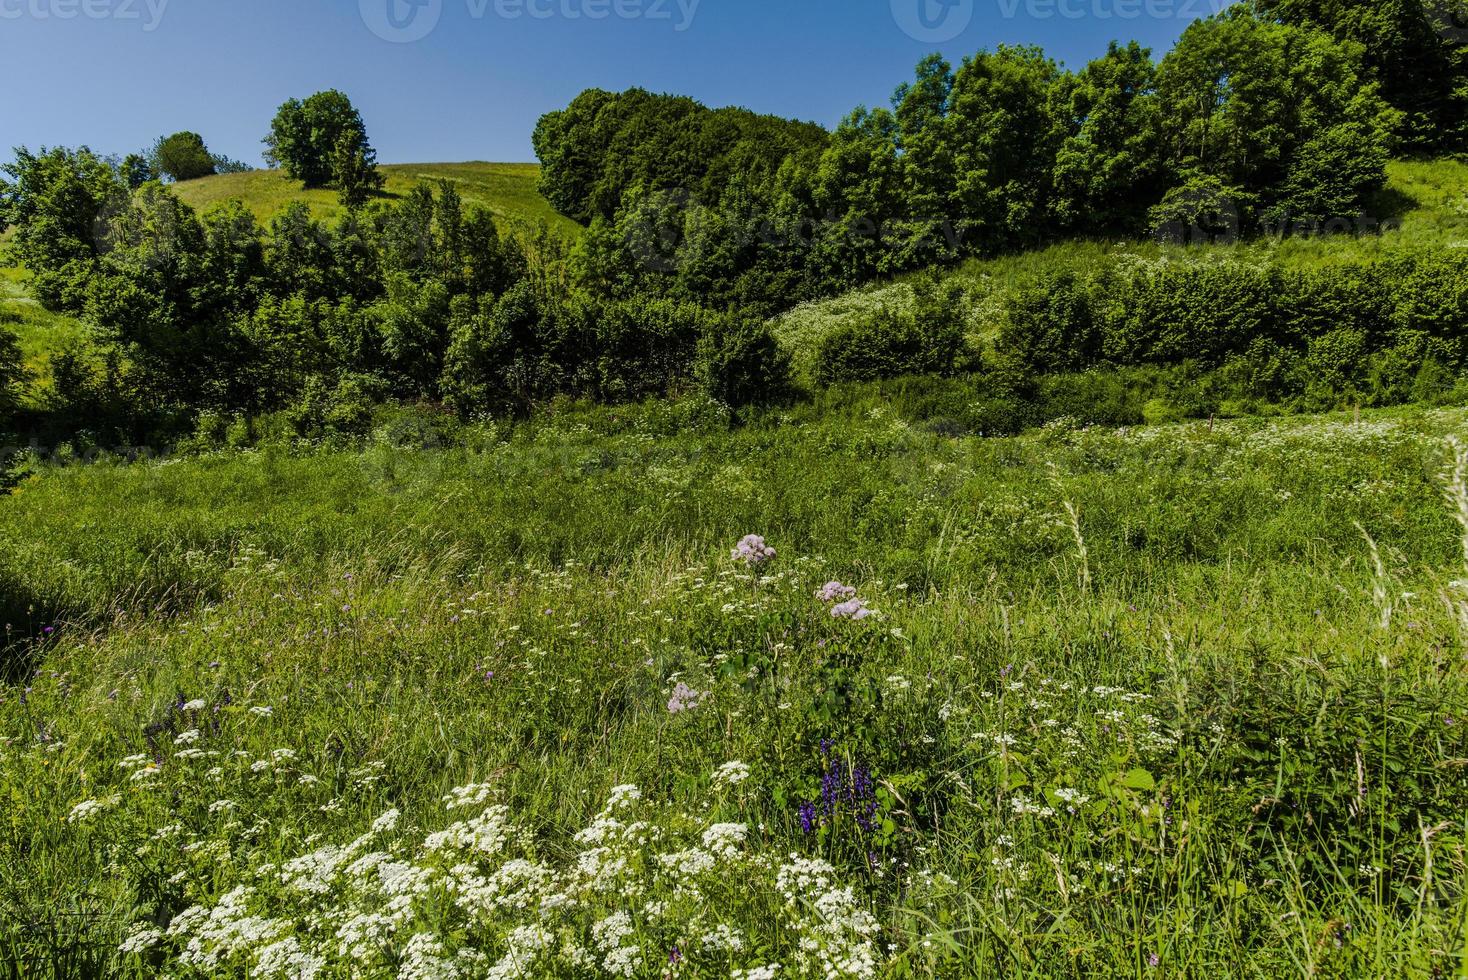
[731,534,777,566]
[831,598,874,620]
[798,800,818,833]
[815,581,857,603]
[667,682,708,714]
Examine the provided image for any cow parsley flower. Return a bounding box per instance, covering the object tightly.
[68,796,119,824]
[712,760,750,786]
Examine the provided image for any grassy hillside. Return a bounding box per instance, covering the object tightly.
[775,158,1468,384]
[2,395,1466,975]
[171,162,582,236]
[0,266,90,402]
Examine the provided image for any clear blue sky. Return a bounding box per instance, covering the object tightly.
[2,0,1232,165]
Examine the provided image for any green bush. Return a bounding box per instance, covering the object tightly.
[589,295,711,403]
[997,271,1102,374]
[0,327,25,422]
[815,280,968,386]
[696,315,790,407]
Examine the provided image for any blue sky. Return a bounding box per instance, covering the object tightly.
[1,0,1231,165]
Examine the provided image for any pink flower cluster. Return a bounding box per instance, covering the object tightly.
[815,581,857,603]
[667,682,708,714]
[815,581,874,620]
[731,534,777,566]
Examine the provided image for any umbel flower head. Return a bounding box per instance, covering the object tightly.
[732,535,777,566]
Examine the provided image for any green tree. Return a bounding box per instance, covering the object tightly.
[332,129,385,208]
[0,327,26,422]
[942,46,1065,251]
[1255,0,1468,151]
[0,146,126,310]
[1156,8,1398,226]
[265,91,381,192]
[119,153,153,189]
[149,131,217,182]
[1050,42,1164,234]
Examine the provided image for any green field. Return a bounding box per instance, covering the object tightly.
[2,393,1466,976]
[170,162,582,237]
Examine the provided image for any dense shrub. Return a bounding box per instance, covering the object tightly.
[696,316,790,407]
[588,295,713,402]
[0,327,25,423]
[998,252,1468,409]
[815,280,968,385]
[998,271,1102,374]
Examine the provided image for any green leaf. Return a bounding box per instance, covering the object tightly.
[1120,768,1156,791]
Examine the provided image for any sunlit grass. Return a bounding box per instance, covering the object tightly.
[2,397,1466,976]
[170,162,582,237]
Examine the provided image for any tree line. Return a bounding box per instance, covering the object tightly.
[2,0,1467,446]
[537,2,1466,315]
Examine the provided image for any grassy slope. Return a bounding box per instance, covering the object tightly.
[1,398,1466,975]
[0,265,90,400]
[774,158,1468,382]
[171,162,582,236]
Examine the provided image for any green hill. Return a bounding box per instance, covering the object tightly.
[774,158,1468,385]
[171,162,581,236]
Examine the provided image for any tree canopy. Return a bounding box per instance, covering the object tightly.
[149,131,217,182]
[265,90,384,202]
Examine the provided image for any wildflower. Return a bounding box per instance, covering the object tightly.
[181,699,207,712]
[702,822,748,858]
[667,682,707,714]
[443,783,495,811]
[732,967,781,980]
[731,535,777,566]
[816,581,857,603]
[118,927,165,955]
[606,784,641,809]
[712,760,751,786]
[68,796,119,824]
[831,598,874,621]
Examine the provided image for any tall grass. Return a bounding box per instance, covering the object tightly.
[0,398,1465,976]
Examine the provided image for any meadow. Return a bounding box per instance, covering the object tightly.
[169,163,583,237]
[2,392,1466,977]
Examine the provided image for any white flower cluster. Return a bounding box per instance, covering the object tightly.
[130,781,882,979]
